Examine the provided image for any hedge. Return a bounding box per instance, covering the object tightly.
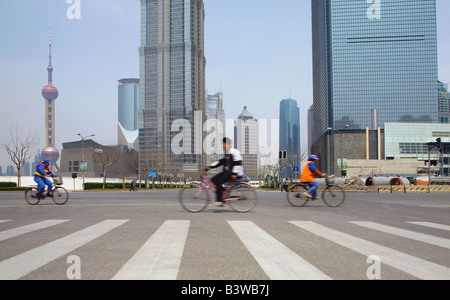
[84,182,183,190]
[0,182,17,188]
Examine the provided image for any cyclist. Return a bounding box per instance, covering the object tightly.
[34,159,55,199]
[301,155,324,200]
[203,137,244,206]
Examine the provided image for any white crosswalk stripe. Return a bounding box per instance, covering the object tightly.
[229,221,330,280]
[349,221,450,250]
[407,221,450,232]
[0,220,128,280]
[112,220,190,280]
[0,219,449,280]
[0,220,70,242]
[290,221,450,280]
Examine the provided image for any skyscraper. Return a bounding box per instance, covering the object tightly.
[279,99,300,178]
[41,30,60,170]
[311,0,438,172]
[118,78,139,149]
[138,0,206,174]
[205,91,225,165]
[234,107,258,178]
[312,0,438,136]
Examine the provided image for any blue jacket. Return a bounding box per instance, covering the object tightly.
[34,163,54,178]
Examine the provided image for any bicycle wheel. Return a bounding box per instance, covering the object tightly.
[52,187,69,205]
[25,187,40,205]
[179,184,210,213]
[286,184,310,207]
[322,185,345,207]
[227,183,258,213]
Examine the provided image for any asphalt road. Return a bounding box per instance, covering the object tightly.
[0,189,449,282]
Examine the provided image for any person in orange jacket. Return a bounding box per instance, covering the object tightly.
[301,155,324,200]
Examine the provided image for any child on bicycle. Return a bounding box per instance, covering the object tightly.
[301,155,324,200]
[203,138,244,207]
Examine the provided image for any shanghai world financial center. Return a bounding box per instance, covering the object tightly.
[138,0,206,173]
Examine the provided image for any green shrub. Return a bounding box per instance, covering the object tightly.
[0,182,17,188]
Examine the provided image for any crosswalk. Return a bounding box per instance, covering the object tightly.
[0,218,449,280]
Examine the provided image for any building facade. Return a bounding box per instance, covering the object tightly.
[234,107,258,178]
[385,122,450,176]
[438,81,449,123]
[59,140,138,178]
[205,92,226,166]
[311,0,438,173]
[279,99,301,178]
[138,0,206,175]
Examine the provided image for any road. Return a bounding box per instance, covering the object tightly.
[0,189,449,282]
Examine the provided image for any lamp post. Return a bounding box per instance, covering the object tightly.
[77,133,95,190]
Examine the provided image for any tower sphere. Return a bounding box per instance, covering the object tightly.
[42,85,59,100]
[41,146,60,163]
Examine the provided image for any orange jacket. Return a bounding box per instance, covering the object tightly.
[301,161,323,182]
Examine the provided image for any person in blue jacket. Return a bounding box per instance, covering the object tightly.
[34,159,55,198]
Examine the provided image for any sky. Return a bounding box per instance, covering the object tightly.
[0,0,449,170]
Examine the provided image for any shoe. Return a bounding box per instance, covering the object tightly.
[311,196,319,201]
[303,192,313,199]
[214,201,224,207]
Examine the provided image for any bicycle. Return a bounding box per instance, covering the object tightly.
[286,175,345,207]
[179,173,258,213]
[25,176,69,205]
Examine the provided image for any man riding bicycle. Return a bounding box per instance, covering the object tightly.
[203,138,244,207]
[34,159,55,199]
[301,155,324,200]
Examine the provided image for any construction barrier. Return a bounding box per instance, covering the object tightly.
[342,185,450,193]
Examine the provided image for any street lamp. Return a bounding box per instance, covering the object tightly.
[77,133,95,190]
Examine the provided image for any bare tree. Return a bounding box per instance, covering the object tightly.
[1,127,39,187]
[93,146,121,189]
[138,149,158,189]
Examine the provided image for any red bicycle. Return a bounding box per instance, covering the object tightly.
[179,173,258,213]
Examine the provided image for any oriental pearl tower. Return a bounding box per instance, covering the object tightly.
[41,30,60,171]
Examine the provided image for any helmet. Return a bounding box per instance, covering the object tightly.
[43,159,51,164]
[309,155,319,161]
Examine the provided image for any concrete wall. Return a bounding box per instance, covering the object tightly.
[347,159,422,177]
[0,176,135,191]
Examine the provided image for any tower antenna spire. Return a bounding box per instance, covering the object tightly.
[47,28,53,84]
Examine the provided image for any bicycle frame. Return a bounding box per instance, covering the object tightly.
[194,173,241,202]
[286,175,345,207]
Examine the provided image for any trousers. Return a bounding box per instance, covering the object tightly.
[306,181,319,197]
[34,176,53,195]
[211,171,233,202]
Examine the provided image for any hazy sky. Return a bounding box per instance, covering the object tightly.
[1,0,449,169]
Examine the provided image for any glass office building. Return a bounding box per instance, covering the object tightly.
[312,0,438,172]
[118,78,139,149]
[312,0,438,139]
[118,78,139,132]
[138,0,206,172]
[385,123,450,176]
[279,99,300,178]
